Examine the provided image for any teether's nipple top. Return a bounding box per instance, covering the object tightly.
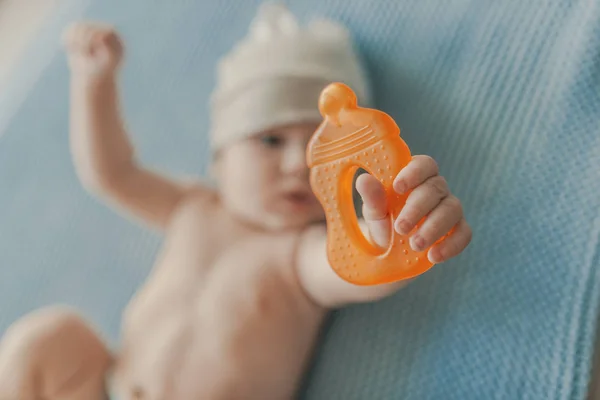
[306,82,435,285]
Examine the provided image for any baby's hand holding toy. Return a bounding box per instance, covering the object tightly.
[357,155,471,265]
[307,83,471,286]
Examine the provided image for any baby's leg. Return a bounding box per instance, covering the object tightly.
[0,305,113,400]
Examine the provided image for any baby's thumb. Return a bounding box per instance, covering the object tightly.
[356,173,387,221]
[356,173,392,247]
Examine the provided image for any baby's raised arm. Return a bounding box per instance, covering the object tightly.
[64,23,206,230]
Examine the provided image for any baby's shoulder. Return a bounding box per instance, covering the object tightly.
[184,182,222,208]
[168,184,222,224]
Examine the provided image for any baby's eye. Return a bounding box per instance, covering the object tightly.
[260,135,283,147]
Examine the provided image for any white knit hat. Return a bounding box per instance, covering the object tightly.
[209,2,371,152]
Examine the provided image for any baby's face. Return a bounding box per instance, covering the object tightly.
[214,122,325,230]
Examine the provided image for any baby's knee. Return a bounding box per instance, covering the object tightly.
[0,305,112,398]
[2,305,82,349]
[1,305,111,368]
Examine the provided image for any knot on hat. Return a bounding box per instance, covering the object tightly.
[209,2,371,152]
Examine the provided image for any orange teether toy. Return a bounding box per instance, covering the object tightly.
[306,82,436,286]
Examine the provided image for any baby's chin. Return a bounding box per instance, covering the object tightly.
[264,214,325,232]
[244,209,325,232]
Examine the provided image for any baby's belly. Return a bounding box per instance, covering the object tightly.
[112,261,324,399]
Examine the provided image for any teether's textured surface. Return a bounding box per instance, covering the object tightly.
[307,82,434,285]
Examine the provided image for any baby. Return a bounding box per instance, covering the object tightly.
[0,4,471,399]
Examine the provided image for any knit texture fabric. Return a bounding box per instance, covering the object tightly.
[0,1,598,399]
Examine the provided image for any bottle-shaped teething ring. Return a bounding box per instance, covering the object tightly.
[307,82,435,286]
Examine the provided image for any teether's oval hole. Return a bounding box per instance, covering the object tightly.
[351,168,364,218]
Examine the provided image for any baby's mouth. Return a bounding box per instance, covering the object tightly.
[288,191,309,201]
[282,190,316,208]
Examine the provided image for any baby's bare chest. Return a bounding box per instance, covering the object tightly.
[114,215,324,399]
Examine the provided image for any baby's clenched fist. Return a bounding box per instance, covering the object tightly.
[62,22,124,78]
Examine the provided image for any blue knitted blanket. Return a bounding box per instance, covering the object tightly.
[0,1,598,399]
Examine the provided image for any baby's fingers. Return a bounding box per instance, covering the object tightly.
[393,155,439,194]
[394,175,449,235]
[409,195,463,253]
[427,218,472,263]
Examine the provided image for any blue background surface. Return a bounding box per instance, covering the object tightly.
[0,0,599,398]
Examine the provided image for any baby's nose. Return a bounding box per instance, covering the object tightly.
[281,146,308,176]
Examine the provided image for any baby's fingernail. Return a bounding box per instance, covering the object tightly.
[429,246,444,262]
[395,218,412,234]
[394,179,407,194]
[411,234,426,251]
